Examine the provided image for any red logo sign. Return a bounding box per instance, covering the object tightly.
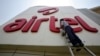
[38,7,58,15]
[3,7,98,33]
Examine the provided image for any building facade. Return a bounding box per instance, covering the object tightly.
[79,8,100,25]
[91,6,100,14]
[0,6,100,56]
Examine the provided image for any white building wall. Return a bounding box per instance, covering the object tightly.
[0,6,100,56]
[0,6,100,46]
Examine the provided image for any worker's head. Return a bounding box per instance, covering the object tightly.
[60,19,64,21]
[60,19,64,28]
[60,19,64,24]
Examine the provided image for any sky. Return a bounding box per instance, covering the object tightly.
[0,0,100,25]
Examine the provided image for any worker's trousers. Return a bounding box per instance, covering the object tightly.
[65,26,84,47]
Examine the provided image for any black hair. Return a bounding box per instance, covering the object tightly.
[60,19,64,21]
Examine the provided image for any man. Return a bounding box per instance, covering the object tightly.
[60,19,84,47]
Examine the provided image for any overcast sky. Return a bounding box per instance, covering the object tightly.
[0,0,100,25]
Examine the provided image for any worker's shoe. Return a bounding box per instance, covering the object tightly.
[73,43,84,47]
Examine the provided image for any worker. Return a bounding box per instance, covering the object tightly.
[60,19,84,47]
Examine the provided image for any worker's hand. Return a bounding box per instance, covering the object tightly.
[60,29,66,36]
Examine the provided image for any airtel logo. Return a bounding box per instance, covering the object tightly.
[3,16,98,33]
[38,7,58,15]
[3,7,98,33]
